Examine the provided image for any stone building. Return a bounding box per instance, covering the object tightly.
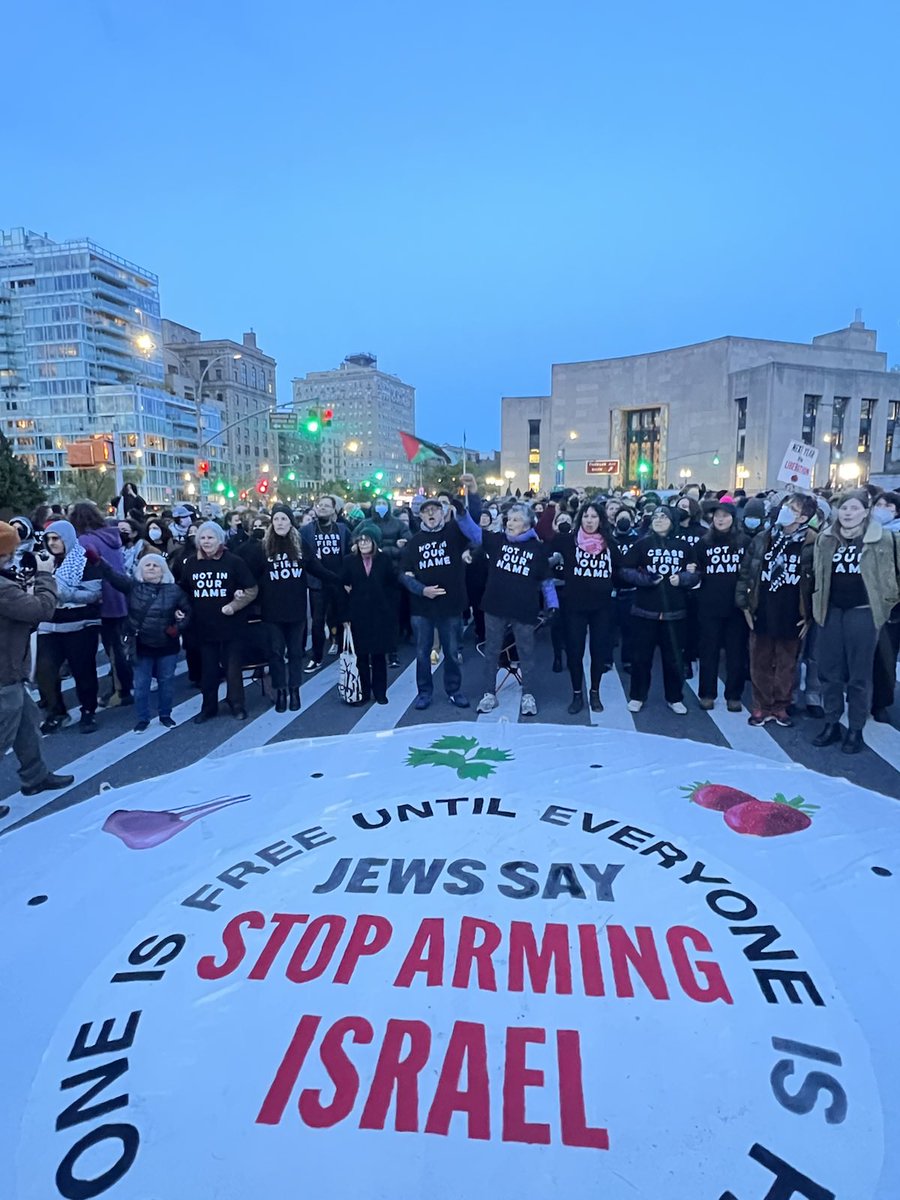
[501,319,900,494]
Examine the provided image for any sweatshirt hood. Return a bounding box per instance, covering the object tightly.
[506,528,539,544]
[88,526,123,550]
[46,520,77,553]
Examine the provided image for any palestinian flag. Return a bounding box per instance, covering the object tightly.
[399,431,451,464]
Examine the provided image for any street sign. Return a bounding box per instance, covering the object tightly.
[777,440,818,488]
[586,459,620,475]
[268,412,300,431]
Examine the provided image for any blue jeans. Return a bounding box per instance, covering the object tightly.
[134,653,178,721]
[411,614,462,698]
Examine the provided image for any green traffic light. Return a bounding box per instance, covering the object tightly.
[638,461,650,474]
[361,480,370,488]
[556,460,565,471]
[287,471,296,481]
[226,488,235,499]
[215,479,226,492]
[712,454,720,465]
[306,419,320,434]
[374,470,384,481]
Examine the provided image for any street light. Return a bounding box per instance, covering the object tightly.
[135,333,155,354]
[194,352,242,466]
[346,440,360,454]
[679,467,692,480]
[838,461,862,481]
[260,462,270,474]
[568,430,579,440]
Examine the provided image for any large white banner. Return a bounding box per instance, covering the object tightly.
[1,724,896,1199]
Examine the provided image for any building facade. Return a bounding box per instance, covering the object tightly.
[292,353,416,491]
[0,227,218,504]
[162,321,277,490]
[501,320,900,494]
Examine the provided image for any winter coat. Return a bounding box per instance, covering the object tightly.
[369,512,407,569]
[812,521,900,630]
[79,527,128,619]
[619,534,700,619]
[735,525,816,622]
[302,520,351,591]
[339,551,398,655]
[0,573,57,686]
[105,571,190,655]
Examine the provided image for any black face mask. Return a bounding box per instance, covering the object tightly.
[616,515,632,532]
[252,528,265,540]
[556,518,572,533]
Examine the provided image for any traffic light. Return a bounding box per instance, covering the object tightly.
[556,458,565,472]
[257,478,269,495]
[239,490,249,501]
[374,470,384,482]
[712,454,721,466]
[215,478,226,493]
[322,408,334,427]
[305,408,320,435]
[637,460,651,476]
[287,470,296,481]
[198,460,210,477]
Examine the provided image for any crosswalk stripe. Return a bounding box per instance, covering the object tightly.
[353,661,421,733]
[476,666,521,723]
[588,655,633,731]
[684,674,793,763]
[208,662,341,759]
[843,715,900,766]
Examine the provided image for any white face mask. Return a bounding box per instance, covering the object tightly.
[872,506,894,526]
[374,504,388,517]
[148,527,162,542]
[775,507,797,528]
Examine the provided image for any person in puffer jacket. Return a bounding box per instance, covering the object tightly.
[104,553,190,732]
[70,501,133,706]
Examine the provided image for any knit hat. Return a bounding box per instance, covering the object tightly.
[269,503,295,524]
[651,505,678,530]
[0,521,19,557]
[196,520,225,546]
[741,498,767,524]
[46,519,78,552]
[710,500,737,520]
[352,521,382,546]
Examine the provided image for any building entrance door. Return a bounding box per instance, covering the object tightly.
[624,408,661,488]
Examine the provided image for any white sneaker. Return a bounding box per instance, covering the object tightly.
[328,642,339,655]
[627,699,643,713]
[476,693,497,714]
[430,650,441,666]
[668,701,688,715]
[520,693,537,716]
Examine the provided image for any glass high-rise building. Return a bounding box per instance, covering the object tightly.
[0,227,218,503]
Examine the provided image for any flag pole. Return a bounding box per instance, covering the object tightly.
[462,431,468,508]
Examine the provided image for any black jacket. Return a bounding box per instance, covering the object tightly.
[620,534,699,619]
[340,551,398,655]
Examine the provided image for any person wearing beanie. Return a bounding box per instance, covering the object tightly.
[736,493,818,728]
[694,501,750,711]
[400,493,480,711]
[811,490,900,753]
[740,497,767,536]
[259,505,339,712]
[32,520,104,733]
[181,521,258,723]
[870,492,900,718]
[618,505,700,715]
[339,521,397,705]
[465,499,558,717]
[101,553,191,732]
[301,495,351,670]
[0,523,74,811]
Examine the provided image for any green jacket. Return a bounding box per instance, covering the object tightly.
[0,573,58,686]
[812,521,900,629]
[735,525,817,621]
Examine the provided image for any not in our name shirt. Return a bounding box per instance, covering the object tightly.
[552,533,620,610]
[480,530,550,625]
[695,533,749,615]
[402,521,470,618]
[829,538,868,609]
[184,550,254,642]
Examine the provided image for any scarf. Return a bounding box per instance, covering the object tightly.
[55,542,87,589]
[576,528,607,556]
[766,525,807,585]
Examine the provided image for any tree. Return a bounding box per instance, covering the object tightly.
[0,432,46,515]
[58,469,117,508]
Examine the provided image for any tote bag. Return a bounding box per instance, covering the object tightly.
[337,626,363,704]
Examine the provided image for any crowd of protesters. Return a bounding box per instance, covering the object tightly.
[1,472,899,807]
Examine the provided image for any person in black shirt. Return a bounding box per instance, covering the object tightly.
[619,506,699,714]
[400,491,480,710]
[182,522,257,724]
[301,496,350,670]
[694,501,750,711]
[551,501,623,714]
[610,504,640,669]
[340,523,399,705]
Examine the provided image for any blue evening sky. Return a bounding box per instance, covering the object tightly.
[7,0,899,451]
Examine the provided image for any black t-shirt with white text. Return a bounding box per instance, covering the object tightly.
[695,533,749,616]
[552,533,621,610]
[402,521,470,618]
[829,538,868,609]
[481,531,550,625]
[183,550,254,642]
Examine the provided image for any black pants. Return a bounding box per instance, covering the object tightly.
[358,653,387,702]
[872,620,900,712]
[266,620,306,689]
[614,589,635,664]
[683,590,700,664]
[199,639,245,716]
[182,625,202,685]
[818,606,879,731]
[36,626,100,717]
[309,588,337,663]
[697,607,748,701]
[551,596,567,662]
[101,615,134,697]
[630,616,685,703]
[565,605,612,691]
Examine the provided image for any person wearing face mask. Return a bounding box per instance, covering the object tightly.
[740,498,768,537]
[117,519,145,573]
[619,506,700,715]
[340,523,398,705]
[169,504,193,543]
[673,495,706,676]
[144,517,172,557]
[466,503,558,717]
[870,492,900,719]
[301,495,351,671]
[610,503,640,671]
[547,507,573,674]
[182,522,258,723]
[551,502,623,714]
[400,493,480,710]
[810,490,900,752]
[368,499,406,668]
[258,505,339,713]
[736,493,818,728]
[694,501,750,711]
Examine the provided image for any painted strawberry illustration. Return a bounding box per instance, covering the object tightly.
[723,793,818,837]
[681,781,760,811]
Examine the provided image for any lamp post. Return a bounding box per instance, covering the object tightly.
[192,352,241,480]
[504,469,516,496]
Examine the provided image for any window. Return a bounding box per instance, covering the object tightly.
[215,369,222,381]
[801,395,819,446]
[885,401,900,468]
[858,399,876,461]
[827,397,849,483]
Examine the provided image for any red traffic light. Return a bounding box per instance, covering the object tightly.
[256,478,269,495]
[322,408,334,422]
[198,460,210,477]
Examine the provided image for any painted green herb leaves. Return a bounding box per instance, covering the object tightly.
[405,735,514,780]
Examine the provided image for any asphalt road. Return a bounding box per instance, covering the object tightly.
[3,624,899,837]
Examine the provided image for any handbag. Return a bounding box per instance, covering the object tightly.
[337,626,363,705]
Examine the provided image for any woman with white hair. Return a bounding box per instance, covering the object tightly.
[103,553,191,732]
[182,522,258,724]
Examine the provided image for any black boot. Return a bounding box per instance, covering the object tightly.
[567,691,584,715]
[842,729,864,754]
[275,689,287,713]
[552,654,563,673]
[289,687,301,712]
[812,722,842,747]
[589,688,603,713]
